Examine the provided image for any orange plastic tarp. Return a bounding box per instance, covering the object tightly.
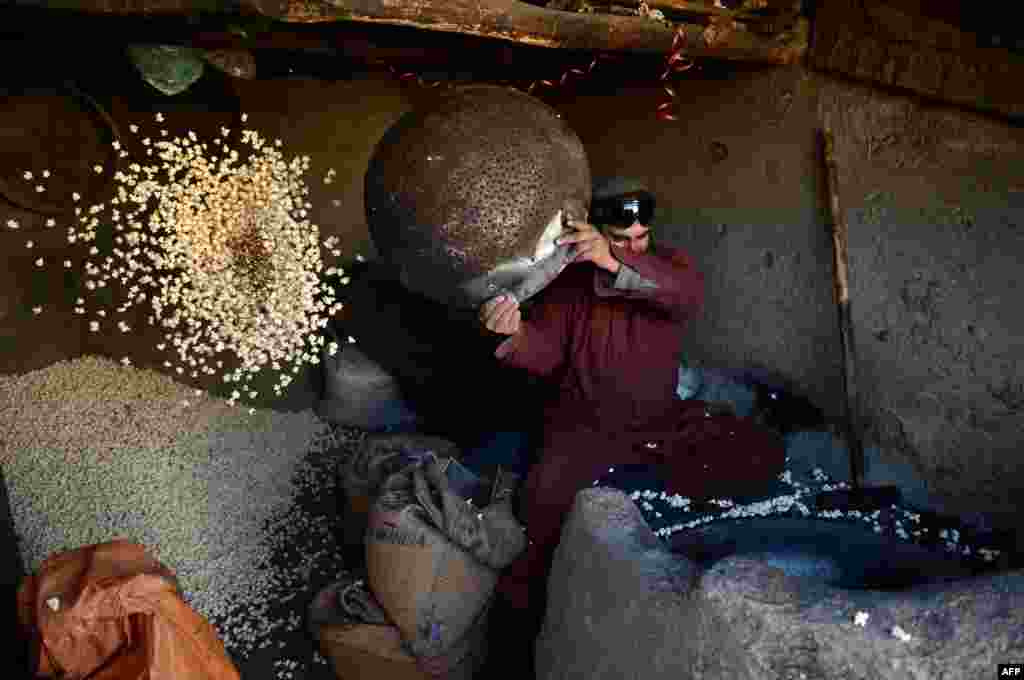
[16,539,240,680]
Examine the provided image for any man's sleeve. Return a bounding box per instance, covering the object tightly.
[493,291,572,378]
[594,247,704,321]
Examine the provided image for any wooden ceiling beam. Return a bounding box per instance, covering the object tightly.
[12,0,809,64]
[277,0,808,63]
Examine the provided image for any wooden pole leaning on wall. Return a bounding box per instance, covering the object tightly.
[816,129,902,512]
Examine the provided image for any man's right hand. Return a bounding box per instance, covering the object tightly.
[479,294,521,335]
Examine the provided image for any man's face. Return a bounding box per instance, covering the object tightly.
[605,221,651,254]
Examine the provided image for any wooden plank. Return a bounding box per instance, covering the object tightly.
[278,0,809,62]
[11,0,809,63]
[588,0,801,25]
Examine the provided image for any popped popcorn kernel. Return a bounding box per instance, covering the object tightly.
[891,625,912,642]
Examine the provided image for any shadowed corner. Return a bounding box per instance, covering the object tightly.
[1,465,29,675]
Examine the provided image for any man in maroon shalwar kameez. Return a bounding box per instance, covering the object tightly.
[478,177,786,663]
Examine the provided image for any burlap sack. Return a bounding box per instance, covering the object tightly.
[366,455,524,660]
[16,539,239,680]
[309,571,487,680]
[341,434,478,570]
[413,460,526,571]
[316,323,421,431]
[343,434,461,517]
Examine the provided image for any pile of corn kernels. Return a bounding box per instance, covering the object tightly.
[1,356,364,666]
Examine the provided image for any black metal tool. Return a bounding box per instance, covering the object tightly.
[816,128,903,513]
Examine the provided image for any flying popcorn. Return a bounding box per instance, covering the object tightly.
[48,113,343,404]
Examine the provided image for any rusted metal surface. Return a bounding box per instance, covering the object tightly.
[364,84,591,309]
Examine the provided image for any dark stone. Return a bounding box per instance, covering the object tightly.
[1,466,27,674]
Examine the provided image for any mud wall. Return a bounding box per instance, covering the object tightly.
[818,79,1024,529]
[549,67,1023,538]
[2,59,1021,542]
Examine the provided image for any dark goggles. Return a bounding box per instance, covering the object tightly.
[589,191,655,229]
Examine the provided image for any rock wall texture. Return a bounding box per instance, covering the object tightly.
[538,489,1024,680]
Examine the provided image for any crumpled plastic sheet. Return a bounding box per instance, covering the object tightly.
[127,44,205,96]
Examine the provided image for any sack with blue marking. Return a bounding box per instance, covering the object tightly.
[366,453,526,668]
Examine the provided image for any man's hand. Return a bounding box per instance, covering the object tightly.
[479,294,521,335]
[556,219,621,274]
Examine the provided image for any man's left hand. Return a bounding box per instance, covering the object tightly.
[556,219,621,274]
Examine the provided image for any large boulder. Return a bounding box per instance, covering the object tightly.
[538,488,1024,680]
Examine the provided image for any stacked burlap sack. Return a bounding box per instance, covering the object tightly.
[310,434,527,679]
